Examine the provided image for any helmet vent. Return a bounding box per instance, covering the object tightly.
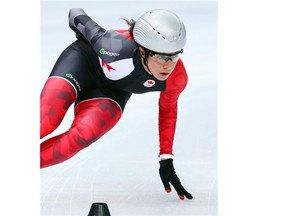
[152,27,165,39]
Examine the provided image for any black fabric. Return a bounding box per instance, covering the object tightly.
[159,159,193,200]
[48,40,131,111]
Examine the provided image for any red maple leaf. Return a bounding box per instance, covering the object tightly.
[148,80,154,85]
[101,60,115,72]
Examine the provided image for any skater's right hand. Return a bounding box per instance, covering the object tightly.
[68,8,87,41]
[69,25,87,41]
[159,159,193,200]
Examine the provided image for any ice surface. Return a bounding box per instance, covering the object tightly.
[40,1,217,215]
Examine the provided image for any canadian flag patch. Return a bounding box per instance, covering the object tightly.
[143,79,156,87]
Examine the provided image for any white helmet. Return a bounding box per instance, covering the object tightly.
[133,9,186,54]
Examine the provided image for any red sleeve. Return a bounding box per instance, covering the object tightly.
[158,59,188,156]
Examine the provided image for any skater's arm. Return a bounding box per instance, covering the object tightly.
[68,8,106,46]
[158,60,192,200]
[158,59,188,159]
[68,8,136,65]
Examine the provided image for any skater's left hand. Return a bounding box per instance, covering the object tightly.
[159,159,193,200]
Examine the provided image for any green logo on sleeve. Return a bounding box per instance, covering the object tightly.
[99,48,120,57]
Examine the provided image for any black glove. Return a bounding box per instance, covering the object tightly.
[159,159,193,200]
[69,22,87,41]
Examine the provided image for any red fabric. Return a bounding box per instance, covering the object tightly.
[158,59,188,155]
[115,29,134,40]
[40,77,77,138]
[40,78,122,168]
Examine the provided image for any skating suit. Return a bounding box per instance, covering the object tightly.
[40,8,188,168]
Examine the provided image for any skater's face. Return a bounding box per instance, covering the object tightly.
[139,47,181,81]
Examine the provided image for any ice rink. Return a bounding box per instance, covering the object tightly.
[40,1,217,215]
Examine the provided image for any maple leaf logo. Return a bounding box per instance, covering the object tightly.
[143,79,156,87]
[101,60,116,72]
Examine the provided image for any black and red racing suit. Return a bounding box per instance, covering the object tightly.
[40,8,188,168]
